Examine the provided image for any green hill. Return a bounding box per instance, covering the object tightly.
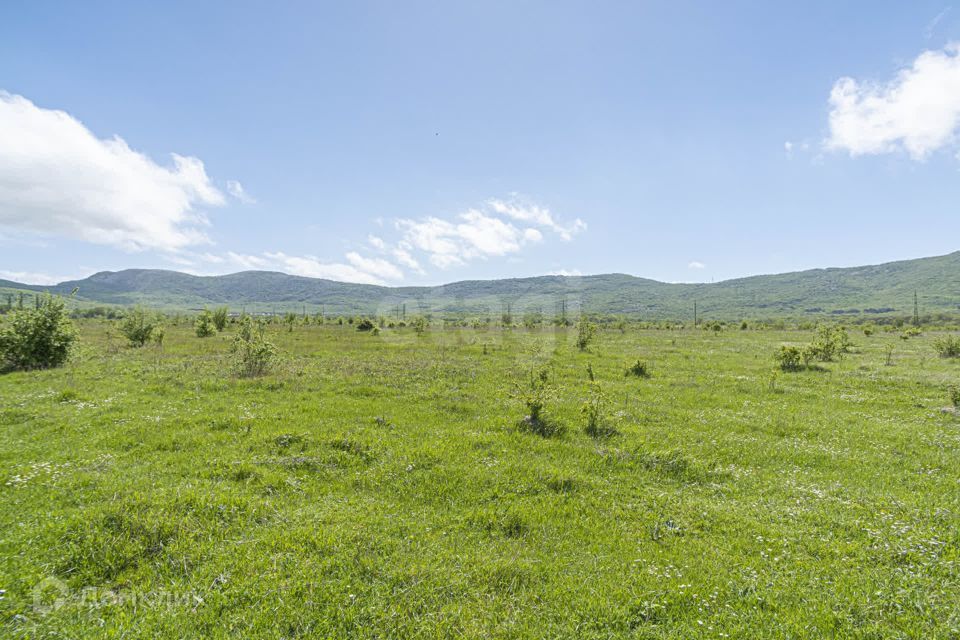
[2,251,960,320]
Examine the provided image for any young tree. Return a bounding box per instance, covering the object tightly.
[411,316,428,336]
[231,316,278,377]
[212,306,229,332]
[0,294,77,371]
[195,309,216,338]
[576,318,597,351]
[119,306,157,347]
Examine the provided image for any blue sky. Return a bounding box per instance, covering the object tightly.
[3,1,960,286]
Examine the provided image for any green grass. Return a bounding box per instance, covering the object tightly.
[2,322,959,637]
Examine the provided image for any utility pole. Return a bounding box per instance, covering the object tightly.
[693,300,698,328]
[913,291,920,326]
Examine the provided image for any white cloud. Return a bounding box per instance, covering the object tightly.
[262,252,389,286]
[784,141,794,153]
[393,198,574,271]
[524,228,544,242]
[826,43,960,159]
[367,234,386,250]
[391,245,424,274]
[925,7,951,39]
[397,208,540,269]
[345,251,403,281]
[0,92,228,251]
[0,269,95,285]
[225,251,272,270]
[688,261,706,269]
[547,269,582,277]
[226,180,255,204]
[487,198,586,240]
[207,249,403,286]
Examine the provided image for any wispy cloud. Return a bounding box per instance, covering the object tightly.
[0,269,97,285]
[688,261,706,270]
[487,198,586,241]
[925,7,952,39]
[825,43,960,159]
[226,180,256,204]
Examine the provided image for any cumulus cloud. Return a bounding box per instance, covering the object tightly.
[392,197,580,271]
[826,43,960,159]
[0,92,230,251]
[397,208,544,269]
[345,251,403,281]
[547,269,583,277]
[367,235,386,250]
[688,261,706,270]
[487,198,586,241]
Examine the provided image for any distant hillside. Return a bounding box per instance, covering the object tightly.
[2,251,960,320]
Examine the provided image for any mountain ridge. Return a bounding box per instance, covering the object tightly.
[2,251,959,319]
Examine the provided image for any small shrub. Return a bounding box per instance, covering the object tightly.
[0,294,76,371]
[412,316,428,336]
[195,310,216,338]
[582,379,617,438]
[949,385,960,410]
[356,318,375,332]
[775,345,803,371]
[933,335,960,358]
[703,320,723,333]
[513,366,562,437]
[576,318,597,351]
[809,324,851,362]
[625,359,650,378]
[231,316,278,377]
[212,307,229,332]
[119,306,156,347]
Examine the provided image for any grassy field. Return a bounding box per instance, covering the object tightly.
[1,321,959,638]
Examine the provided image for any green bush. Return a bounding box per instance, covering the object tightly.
[412,316,428,336]
[0,294,76,371]
[933,335,960,358]
[212,307,229,332]
[513,366,562,437]
[624,359,650,378]
[775,345,803,371]
[576,318,597,351]
[119,306,157,347]
[356,318,375,332]
[231,316,278,377]
[949,385,960,410]
[195,310,216,338]
[808,325,851,362]
[581,379,617,438]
